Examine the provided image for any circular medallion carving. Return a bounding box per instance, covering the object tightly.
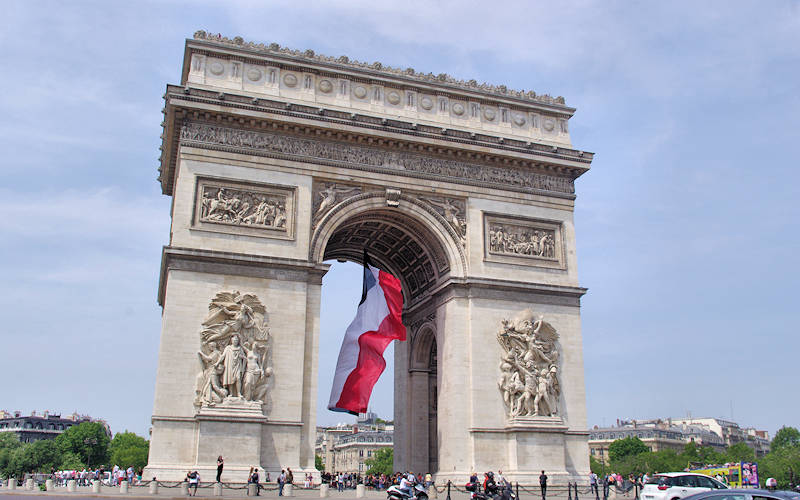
[318,79,333,93]
[209,61,224,76]
[513,113,526,126]
[452,103,465,116]
[483,107,497,121]
[543,118,555,131]
[283,73,298,87]
[387,91,401,105]
[353,85,368,99]
[420,96,434,110]
[246,68,262,82]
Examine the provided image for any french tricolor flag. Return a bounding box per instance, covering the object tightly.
[328,254,406,415]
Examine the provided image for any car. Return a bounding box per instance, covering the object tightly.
[642,473,728,500]
[681,488,800,500]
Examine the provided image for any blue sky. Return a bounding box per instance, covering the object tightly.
[1,1,798,438]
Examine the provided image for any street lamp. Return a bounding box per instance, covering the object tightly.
[84,438,98,468]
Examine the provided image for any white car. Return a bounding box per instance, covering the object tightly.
[642,473,728,500]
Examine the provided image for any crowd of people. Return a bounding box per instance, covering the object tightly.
[51,465,142,487]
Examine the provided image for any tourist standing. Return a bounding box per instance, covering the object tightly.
[186,470,200,496]
[539,471,548,500]
[590,472,598,495]
[216,456,224,482]
[252,468,261,496]
[278,469,286,496]
[287,467,294,487]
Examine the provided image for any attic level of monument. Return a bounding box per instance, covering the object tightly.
[190,31,572,110]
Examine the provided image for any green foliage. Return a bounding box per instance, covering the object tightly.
[315,454,324,472]
[608,437,649,463]
[590,456,604,475]
[726,442,755,463]
[758,444,800,488]
[58,452,86,470]
[109,432,149,471]
[54,422,110,468]
[0,434,22,450]
[365,448,393,476]
[772,427,800,451]
[683,441,699,460]
[25,439,60,472]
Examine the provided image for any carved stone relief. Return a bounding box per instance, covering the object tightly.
[195,291,273,410]
[419,196,466,246]
[483,213,565,269]
[497,309,560,418]
[193,177,295,240]
[180,122,575,195]
[312,182,363,228]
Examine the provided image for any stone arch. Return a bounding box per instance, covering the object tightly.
[310,191,466,304]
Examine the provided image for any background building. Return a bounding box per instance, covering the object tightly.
[588,417,770,463]
[315,412,394,473]
[0,410,111,443]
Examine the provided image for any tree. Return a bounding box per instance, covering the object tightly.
[772,427,800,451]
[365,448,393,476]
[108,432,149,470]
[590,456,604,475]
[24,439,60,473]
[0,433,22,451]
[726,442,755,463]
[54,422,110,468]
[315,454,324,472]
[608,437,649,463]
[58,452,86,471]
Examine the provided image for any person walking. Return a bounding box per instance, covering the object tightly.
[539,470,548,500]
[251,468,261,496]
[590,472,598,496]
[216,456,224,482]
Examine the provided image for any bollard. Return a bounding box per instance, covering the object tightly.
[213,482,222,496]
[447,480,452,500]
[286,483,295,497]
[356,484,365,498]
[120,480,129,494]
[320,484,330,498]
[26,478,35,490]
[67,479,76,492]
[429,485,438,499]
[149,481,159,495]
[247,483,257,496]
[93,479,101,493]
[575,482,580,500]
[45,479,54,491]
[181,482,190,496]
[8,478,17,490]
[568,482,573,500]
[516,482,520,500]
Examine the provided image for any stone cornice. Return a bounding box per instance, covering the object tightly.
[190,31,572,110]
[159,85,592,196]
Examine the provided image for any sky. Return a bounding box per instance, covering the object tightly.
[1,1,799,439]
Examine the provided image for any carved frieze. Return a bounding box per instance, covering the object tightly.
[497,309,560,418]
[193,177,295,240]
[195,291,273,410]
[419,196,467,247]
[180,122,575,195]
[483,213,565,269]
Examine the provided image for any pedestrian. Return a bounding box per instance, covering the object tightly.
[590,472,598,496]
[287,467,294,486]
[278,469,286,496]
[186,470,199,496]
[217,456,224,482]
[425,472,433,488]
[252,467,261,496]
[539,470,548,500]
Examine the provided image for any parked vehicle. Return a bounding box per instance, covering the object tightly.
[642,473,728,500]
[681,488,800,500]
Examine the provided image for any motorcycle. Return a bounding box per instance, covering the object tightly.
[387,482,429,500]
[466,481,515,500]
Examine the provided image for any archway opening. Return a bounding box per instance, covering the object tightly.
[315,207,450,476]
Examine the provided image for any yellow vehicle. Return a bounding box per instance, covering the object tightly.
[689,462,759,488]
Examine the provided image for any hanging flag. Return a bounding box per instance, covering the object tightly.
[328,253,406,415]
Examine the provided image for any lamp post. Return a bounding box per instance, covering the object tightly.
[84,437,98,468]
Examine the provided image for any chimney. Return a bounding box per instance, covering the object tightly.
[44,410,49,418]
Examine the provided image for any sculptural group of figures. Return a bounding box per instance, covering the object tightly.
[200,187,287,228]
[497,309,561,417]
[195,291,273,407]
[489,226,556,258]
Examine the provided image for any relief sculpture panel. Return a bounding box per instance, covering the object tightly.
[497,309,560,419]
[193,177,295,240]
[419,196,467,247]
[483,213,565,269]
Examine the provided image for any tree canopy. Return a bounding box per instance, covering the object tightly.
[54,422,110,468]
[109,432,149,471]
[364,448,393,476]
[772,427,800,450]
[608,437,649,463]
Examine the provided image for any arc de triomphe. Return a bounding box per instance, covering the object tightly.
[144,32,594,484]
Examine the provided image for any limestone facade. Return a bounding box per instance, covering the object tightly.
[144,32,594,485]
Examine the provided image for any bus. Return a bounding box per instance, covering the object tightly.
[689,462,759,488]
